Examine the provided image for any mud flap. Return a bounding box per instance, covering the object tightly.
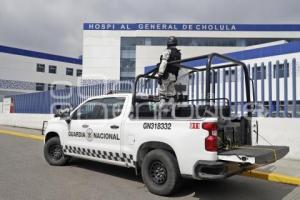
[218,145,289,165]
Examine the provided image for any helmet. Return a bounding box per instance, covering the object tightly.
[167,36,178,47]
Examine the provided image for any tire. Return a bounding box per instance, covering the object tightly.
[141,149,182,196]
[44,137,69,166]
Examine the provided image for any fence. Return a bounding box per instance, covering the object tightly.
[9,58,299,118]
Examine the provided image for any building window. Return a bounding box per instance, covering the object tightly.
[36,83,45,91]
[120,50,135,59]
[36,64,45,72]
[76,69,82,77]
[48,84,56,90]
[210,71,218,83]
[49,65,57,74]
[252,66,266,80]
[145,38,152,45]
[131,37,288,47]
[120,38,137,80]
[273,64,289,78]
[224,69,236,82]
[65,85,70,89]
[66,68,73,76]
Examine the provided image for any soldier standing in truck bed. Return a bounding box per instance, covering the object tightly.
[157,36,181,110]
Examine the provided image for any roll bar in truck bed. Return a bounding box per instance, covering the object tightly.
[132,53,252,117]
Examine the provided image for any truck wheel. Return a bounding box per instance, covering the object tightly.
[141,149,182,196]
[44,137,69,166]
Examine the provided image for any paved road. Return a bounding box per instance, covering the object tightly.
[0,128,299,200]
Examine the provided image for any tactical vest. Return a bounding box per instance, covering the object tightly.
[160,47,181,79]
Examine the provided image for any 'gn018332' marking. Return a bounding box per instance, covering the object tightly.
[143,123,172,130]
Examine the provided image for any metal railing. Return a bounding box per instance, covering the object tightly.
[7,58,298,118]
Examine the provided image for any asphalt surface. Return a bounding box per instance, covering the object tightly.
[0,128,299,200]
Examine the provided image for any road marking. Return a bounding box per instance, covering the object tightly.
[243,170,300,186]
[0,129,44,141]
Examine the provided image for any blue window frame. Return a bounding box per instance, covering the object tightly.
[252,66,266,80]
[273,64,289,78]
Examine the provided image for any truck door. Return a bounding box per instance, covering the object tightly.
[66,97,126,165]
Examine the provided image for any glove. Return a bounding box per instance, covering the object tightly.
[157,74,162,85]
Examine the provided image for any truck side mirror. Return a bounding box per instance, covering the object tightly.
[55,106,73,118]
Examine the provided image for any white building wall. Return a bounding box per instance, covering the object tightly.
[83,26,300,109]
[83,31,122,80]
[0,53,82,85]
[0,51,82,100]
[83,28,300,81]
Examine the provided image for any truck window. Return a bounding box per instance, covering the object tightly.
[135,102,156,118]
[134,102,194,119]
[71,97,125,120]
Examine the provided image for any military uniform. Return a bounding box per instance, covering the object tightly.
[157,36,181,111]
[158,47,181,98]
[158,37,181,100]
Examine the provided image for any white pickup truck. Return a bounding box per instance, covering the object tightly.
[43,53,289,196]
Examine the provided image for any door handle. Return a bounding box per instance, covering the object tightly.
[82,124,89,128]
[110,125,119,129]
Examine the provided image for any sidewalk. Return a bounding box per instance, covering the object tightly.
[0,125,42,135]
[243,159,300,186]
[256,159,300,178]
[0,125,44,141]
[0,125,299,186]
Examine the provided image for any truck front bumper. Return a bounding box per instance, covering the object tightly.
[193,160,253,180]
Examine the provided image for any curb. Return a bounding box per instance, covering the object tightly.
[242,170,300,186]
[0,129,44,141]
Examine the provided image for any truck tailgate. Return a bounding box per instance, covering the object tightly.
[218,145,289,164]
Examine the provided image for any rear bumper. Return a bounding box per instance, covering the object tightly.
[193,160,252,180]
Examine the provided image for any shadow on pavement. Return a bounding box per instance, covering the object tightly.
[178,178,296,200]
[69,158,296,199]
[69,158,142,182]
